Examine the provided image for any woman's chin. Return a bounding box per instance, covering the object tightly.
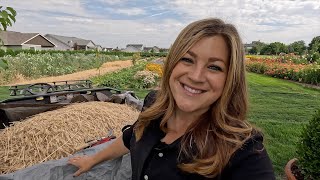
[177,104,198,113]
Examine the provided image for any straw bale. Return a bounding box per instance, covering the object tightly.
[0,102,139,174]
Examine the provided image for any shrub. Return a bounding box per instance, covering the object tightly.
[245,62,268,74]
[132,53,140,65]
[145,63,163,77]
[134,70,159,88]
[296,109,320,179]
[0,49,6,57]
[92,61,148,89]
[306,52,320,64]
[300,67,320,85]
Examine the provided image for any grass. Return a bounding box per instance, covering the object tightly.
[0,86,10,101]
[247,72,320,179]
[0,72,319,179]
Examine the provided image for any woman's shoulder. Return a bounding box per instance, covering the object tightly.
[232,130,265,160]
[142,90,158,111]
[222,131,275,179]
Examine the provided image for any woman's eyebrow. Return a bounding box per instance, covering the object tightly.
[186,50,197,58]
[187,50,225,63]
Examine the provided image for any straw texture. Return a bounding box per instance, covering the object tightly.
[0,102,139,174]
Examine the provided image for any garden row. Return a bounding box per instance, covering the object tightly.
[0,49,168,58]
[92,58,163,90]
[245,56,320,85]
[0,53,131,85]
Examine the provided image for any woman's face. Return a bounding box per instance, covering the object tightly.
[169,35,230,116]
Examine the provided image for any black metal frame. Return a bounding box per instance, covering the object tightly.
[1,80,122,104]
[8,80,94,96]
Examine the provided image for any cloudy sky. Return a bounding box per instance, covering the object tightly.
[2,0,320,48]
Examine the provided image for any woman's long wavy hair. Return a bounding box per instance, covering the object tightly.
[134,18,253,178]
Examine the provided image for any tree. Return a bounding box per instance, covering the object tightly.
[247,41,267,55]
[0,6,16,31]
[248,46,258,54]
[0,6,17,70]
[288,40,306,55]
[308,36,320,53]
[253,41,267,55]
[260,44,273,55]
[260,42,288,55]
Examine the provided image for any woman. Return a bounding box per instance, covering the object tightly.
[68,18,275,179]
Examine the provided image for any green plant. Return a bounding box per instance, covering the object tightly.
[0,53,129,84]
[92,61,159,89]
[300,66,320,85]
[132,52,141,65]
[245,62,268,74]
[0,6,16,70]
[133,70,159,88]
[0,6,16,31]
[296,109,320,179]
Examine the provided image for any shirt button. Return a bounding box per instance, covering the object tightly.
[158,152,163,157]
[144,175,148,180]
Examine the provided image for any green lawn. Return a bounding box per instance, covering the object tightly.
[247,72,320,179]
[0,73,319,179]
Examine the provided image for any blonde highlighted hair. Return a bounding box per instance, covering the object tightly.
[134,18,253,178]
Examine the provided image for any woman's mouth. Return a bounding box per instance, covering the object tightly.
[180,83,205,95]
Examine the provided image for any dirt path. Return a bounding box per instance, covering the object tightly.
[8,60,133,86]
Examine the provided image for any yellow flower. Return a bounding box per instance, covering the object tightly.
[146,63,163,77]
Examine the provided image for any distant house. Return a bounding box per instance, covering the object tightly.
[244,43,254,50]
[0,31,55,51]
[95,45,102,51]
[143,46,160,53]
[102,47,113,52]
[44,34,96,51]
[122,44,143,52]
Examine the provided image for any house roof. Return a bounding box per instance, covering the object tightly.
[0,31,55,47]
[45,34,95,47]
[126,44,143,49]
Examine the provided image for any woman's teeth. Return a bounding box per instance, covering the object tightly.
[183,85,203,94]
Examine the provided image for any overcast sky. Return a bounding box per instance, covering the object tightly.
[2,0,320,48]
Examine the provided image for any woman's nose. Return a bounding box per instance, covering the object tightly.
[188,65,205,83]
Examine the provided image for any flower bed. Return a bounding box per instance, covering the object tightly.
[245,56,320,86]
[145,63,163,77]
[92,60,162,90]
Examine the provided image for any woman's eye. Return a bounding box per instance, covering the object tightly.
[208,65,222,71]
[180,57,193,63]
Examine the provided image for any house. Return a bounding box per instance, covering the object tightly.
[122,44,143,52]
[95,45,102,51]
[102,47,113,52]
[143,46,160,53]
[44,34,96,51]
[244,43,254,50]
[0,31,55,50]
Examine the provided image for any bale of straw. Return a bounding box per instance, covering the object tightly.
[0,102,139,174]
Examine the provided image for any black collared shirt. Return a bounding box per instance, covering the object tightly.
[122,118,275,180]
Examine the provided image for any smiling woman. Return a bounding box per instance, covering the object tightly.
[169,36,229,117]
[68,18,276,180]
